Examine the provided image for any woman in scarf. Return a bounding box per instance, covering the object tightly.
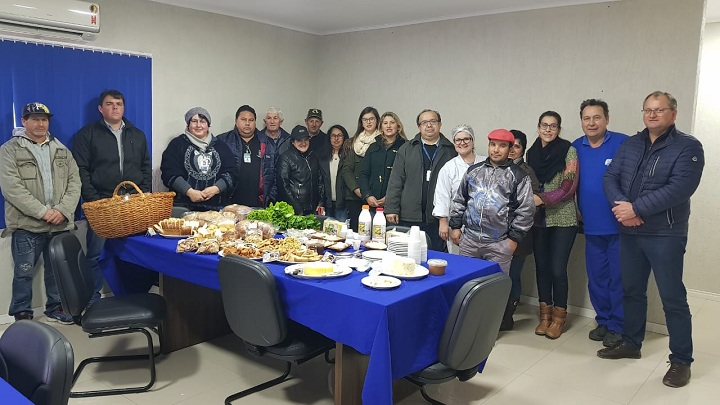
[358,111,407,214]
[341,106,380,231]
[160,107,237,211]
[527,111,579,339]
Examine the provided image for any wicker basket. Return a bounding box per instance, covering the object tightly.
[82,181,175,239]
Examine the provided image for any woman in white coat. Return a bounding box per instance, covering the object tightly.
[432,124,486,254]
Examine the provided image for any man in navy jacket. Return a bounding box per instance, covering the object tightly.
[598,91,704,389]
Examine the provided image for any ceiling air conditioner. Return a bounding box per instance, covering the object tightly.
[0,0,100,41]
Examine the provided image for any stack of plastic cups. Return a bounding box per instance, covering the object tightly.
[407,238,421,264]
[419,230,428,263]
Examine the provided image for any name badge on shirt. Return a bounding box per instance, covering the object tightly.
[605,158,612,166]
[244,152,252,163]
[426,170,432,182]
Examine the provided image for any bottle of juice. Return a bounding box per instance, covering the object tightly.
[372,208,386,243]
[358,205,372,241]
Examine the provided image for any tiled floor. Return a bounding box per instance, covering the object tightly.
[2,299,719,404]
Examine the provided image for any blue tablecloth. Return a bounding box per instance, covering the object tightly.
[101,236,501,405]
[0,377,33,405]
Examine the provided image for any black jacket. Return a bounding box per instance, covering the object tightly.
[319,150,347,208]
[603,125,704,236]
[72,119,152,202]
[276,146,326,215]
[358,135,406,201]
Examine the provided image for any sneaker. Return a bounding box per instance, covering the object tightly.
[603,331,623,347]
[597,340,641,360]
[46,310,74,325]
[663,363,691,388]
[14,311,33,321]
[588,324,608,341]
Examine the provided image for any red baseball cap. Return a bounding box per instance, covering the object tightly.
[487,129,514,143]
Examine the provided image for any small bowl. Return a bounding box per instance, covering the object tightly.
[427,259,447,276]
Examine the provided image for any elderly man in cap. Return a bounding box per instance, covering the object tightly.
[305,108,327,153]
[449,129,535,273]
[161,107,237,211]
[276,125,326,215]
[73,89,152,302]
[0,102,81,324]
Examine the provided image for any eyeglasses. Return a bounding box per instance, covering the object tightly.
[419,119,440,127]
[361,117,376,123]
[539,123,559,130]
[454,137,473,145]
[330,134,345,139]
[642,108,673,116]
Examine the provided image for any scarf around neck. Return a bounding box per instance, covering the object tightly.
[527,136,571,184]
[353,130,379,157]
[185,130,213,152]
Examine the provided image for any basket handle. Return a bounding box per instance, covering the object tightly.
[113,181,144,198]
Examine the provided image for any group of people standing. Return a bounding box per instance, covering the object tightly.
[0,89,704,389]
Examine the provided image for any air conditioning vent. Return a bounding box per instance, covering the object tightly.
[0,0,100,41]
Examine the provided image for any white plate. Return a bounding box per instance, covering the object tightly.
[362,250,396,261]
[375,263,429,280]
[336,258,370,269]
[361,275,401,289]
[284,263,352,279]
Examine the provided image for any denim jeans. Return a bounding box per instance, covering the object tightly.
[508,255,527,303]
[533,226,577,308]
[8,230,64,316]
[620,234,693,364]
[586,234,623,333]
[85,225,107,301]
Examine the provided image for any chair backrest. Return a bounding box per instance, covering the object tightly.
[171,206,190,218]
[437,273,511,371]
[0,321,74,405]
[48,232,94,317]
[218,255,288,347]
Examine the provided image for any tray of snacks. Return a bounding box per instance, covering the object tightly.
[218,243,263,259]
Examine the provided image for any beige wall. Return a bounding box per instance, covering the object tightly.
[688,22,720,294]
[0,0,713,322]
[316,0,708,322]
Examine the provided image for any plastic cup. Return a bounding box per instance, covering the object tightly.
[427,259,447,275]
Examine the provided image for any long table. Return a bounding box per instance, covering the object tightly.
[0,377,33,405]
[101,235,501,405]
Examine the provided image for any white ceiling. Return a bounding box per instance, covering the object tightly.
[149,0,720,34]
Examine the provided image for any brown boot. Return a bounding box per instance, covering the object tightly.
[534,302,553,336]
[545,306,567,339]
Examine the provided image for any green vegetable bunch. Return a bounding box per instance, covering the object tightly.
[246,201,320,230]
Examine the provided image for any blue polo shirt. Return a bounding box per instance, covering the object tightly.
[572,130,629,235]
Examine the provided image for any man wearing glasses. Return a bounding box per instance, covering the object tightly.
[385,109,456,251]
[598,91,704,389]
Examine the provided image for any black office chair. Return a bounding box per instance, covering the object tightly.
[387,225,433,247]
[171,206,190,218]
[0,321,74,405]
[48,232,166,398]
[404,273,511,405]
[218,255,335,404]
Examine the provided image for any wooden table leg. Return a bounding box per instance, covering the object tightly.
[158,274,231,353]
[333,343,417,404]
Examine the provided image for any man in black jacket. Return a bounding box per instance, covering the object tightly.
[72,89,152,302]
[598,91,704,389]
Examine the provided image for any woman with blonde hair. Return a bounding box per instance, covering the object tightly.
[358,111,407,212]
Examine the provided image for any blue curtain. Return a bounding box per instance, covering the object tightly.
[0,38,152,228]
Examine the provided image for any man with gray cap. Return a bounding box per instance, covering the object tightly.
[0,102,80,323]
[305,108,327,153]
[73,89,151,302]
[433,124,486,254]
